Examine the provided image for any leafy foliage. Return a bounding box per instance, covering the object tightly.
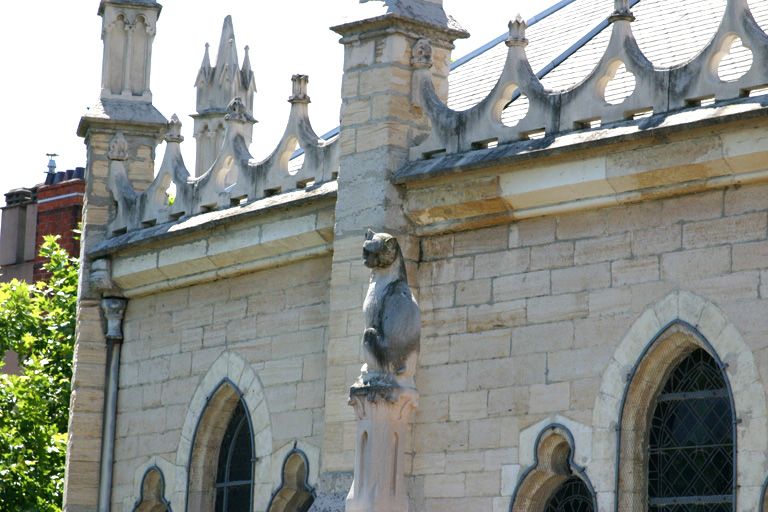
[0,236,79,511]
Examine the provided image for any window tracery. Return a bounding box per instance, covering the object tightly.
[616,324,736,512]
[511,425,596,512]
[543,476,594,512]
[647,349,733,511]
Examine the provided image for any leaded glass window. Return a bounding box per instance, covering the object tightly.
[543,476,594,512]
[648,348,734,511]
[215,401,253,512]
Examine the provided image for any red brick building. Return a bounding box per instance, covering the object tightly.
[0,161,84,373]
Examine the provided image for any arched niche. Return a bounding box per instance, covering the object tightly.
[511,424,596,512]
[129,15,151,95]
[267,445,316,512]
[133,466,171,512]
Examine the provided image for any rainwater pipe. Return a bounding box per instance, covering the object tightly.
[98,297,128,512]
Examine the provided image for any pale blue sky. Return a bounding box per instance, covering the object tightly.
[0,1,560,206]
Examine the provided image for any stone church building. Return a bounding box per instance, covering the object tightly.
[65,0,768,511]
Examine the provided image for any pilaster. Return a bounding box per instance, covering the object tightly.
[318,1,466,508]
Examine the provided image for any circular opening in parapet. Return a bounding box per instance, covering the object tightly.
[717,37,753,82]
[603,62,635,105]
[501,93,530,127]
[287,139,302,176]
[166,181,177,206]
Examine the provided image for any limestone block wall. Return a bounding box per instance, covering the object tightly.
[410,182,768,512]
[108,255,331,511]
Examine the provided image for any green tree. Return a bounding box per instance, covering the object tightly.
[0,236,79,511]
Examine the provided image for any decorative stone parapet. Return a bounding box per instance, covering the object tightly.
[106,75,339,236]
[410,0,768,159]
[345,383,418,512]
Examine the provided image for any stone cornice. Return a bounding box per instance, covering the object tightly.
[77,100,168,137]
[332,13,468,48]
[394,98,768,234]
[98,0,162,17]
[90,182,337,298]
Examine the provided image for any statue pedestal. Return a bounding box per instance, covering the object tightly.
[345,381,418,512]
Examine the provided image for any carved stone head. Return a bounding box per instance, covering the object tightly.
[363,229,400,269]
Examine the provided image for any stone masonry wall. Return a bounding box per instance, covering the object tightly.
[108,255,331,510]
[410,182,768,512]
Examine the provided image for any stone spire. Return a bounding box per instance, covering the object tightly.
[195,43,213,88]
[193,15,256,176]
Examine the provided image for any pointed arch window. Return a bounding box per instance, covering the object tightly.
[214,401,253,512]
[647,348,734,511]
[543,476,594,512]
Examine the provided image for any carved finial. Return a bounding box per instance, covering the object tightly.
[225,97,256,123]
[108,132,129,161]
[289,75,311,104]
[101,298,127,342]
[411,39,433,69]
[242,45,252,72]
[610,0,635,22]
[506,15,528,48]
[165,114,184,143]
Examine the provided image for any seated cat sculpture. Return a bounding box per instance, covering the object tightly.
[361,229,420,388]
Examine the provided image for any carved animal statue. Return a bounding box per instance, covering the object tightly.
[361,229,421,382]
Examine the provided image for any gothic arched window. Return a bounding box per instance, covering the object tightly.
[543,476,594,512]
[214,401,253,512]
[647,348,734,511]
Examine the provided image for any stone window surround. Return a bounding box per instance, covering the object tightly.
[266,445,317,512]
[121,350,325,512]
[176,350,273,512]
[619,326,735,511]
[132,465,172,512]
[591,291,768,511]
[510,423,597,512]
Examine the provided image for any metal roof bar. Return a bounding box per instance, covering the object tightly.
[450,0,578,70]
